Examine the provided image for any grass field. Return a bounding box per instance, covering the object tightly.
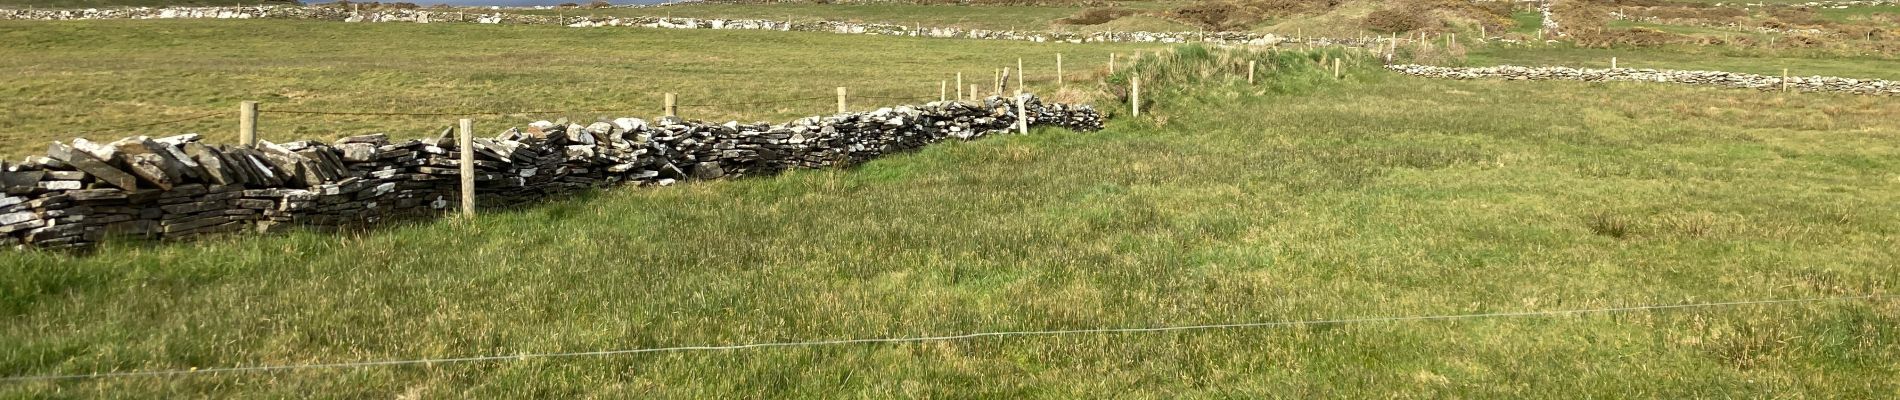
[3,34,1898,396]
[514,3,1090,31]
[506,1,1197,31]
[0,19,1162,157]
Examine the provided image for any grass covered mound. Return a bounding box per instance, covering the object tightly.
[3,45,1896,397]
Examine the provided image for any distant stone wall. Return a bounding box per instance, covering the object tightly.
[1713,1,1898,6]
[0,5,1387,47]
[0,96,1104,251]
[1385,64,1899,96]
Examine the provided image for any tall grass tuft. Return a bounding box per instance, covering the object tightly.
[1101,44,1376,117]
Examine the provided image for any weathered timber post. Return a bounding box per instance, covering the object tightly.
[1056,53,1064,89]
[238,101,258,147]
[956,72,964,100]
[994,68,1002,96]
[836,87,847,113]
[1131,76,1141,118]
[1016,95,1029,134]
[940,80,947,102]
[1110,53,1117,74]
[663,93,677,117]
[458,118,475,217]
[1247,60,1256,84]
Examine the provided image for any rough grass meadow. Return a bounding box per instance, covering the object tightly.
[1,32,1895,396]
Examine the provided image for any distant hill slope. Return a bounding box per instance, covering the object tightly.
[0,0,296,9]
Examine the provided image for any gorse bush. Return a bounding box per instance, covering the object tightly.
[1363,7,1431,33]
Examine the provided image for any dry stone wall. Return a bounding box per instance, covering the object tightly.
[1385,64,1900,96]
[0,96,1104,251]
[0,5,1385,47]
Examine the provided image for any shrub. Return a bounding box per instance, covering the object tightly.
[1362,8,1429,33]
[1057,7,1138,25]
[1167,1,1258,31]
[1246,0,1340,18]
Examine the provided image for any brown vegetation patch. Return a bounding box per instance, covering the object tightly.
[1057,7,1138,25]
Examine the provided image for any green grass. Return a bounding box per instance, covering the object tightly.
[2,43,1897,397]
[1509,10,1543,34]
[1815,5,1900,25]
[0,19,1163,157]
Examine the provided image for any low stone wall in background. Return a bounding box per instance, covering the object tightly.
[1385,64,1899,96]
[0,96,1104,251]
[0,5,1388,47]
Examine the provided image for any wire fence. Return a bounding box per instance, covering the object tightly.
[676,95,834,108]
[0,293,1885,383]
[71,112,223,137]
[257,107,658,117]
[31,91,951,141]
[40,57,1106,139]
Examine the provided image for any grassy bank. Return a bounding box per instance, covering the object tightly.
[3,47,1895,397]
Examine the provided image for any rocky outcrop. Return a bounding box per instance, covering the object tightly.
[1385,64,1899,96]
[0,95,1104,251]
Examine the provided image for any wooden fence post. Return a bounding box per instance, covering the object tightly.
[836,87,847,113]
[993,68,1001,96]
[1611,57,1618,69]
[1056,53,1064,89]
[1334,58,1341,80]
[663,93,677,117]
[1131,76,1141,118]
[940,80,947,102]
[1110,53,1117,74]
[238,101,258,147]
[970,84,978,101]
[1016,94,1028,134]
[1247,60,1256,84]
[1782,68,1791,92]
[457,118,475,217]
[956,72,964,100]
